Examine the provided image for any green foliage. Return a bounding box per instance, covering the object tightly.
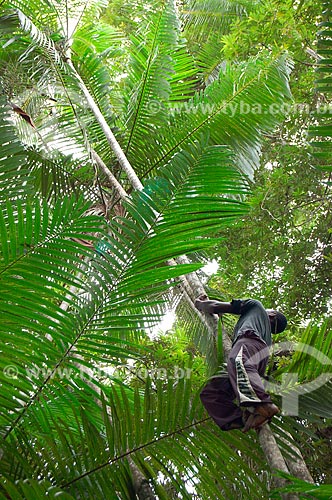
[0,478,76,500]
[0,374,270,499]
[266,320,332,421]
[181,0,250,78]
[0,0,330,496]
[210,144,332,320]
[102,0,148,34]
[221,0,320,99]
[117,327,207,390]
[222,0,318,56]
[272,472,332,499]
[309,0,332,176]
[254,318,332,484]
[206,0,332,323]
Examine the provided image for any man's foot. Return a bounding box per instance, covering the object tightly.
[242,403,279,433]
[242,413,269,432]
[254,403,279,419]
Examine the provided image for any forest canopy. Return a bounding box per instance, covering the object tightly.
[0,0,331,498]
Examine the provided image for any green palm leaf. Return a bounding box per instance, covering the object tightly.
[272,472,332,499]
[2,376,269,499]
[136,53,293,179]
[0,134,247,445]
[122,0,197,167]
[270,319,332,419]
[181,0,251,79]
[0,478,76,500]
[0,92,101,203]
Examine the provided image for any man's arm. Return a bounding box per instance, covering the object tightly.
[194,295,240,315]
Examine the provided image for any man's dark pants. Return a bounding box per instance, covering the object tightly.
[200,332,271,430]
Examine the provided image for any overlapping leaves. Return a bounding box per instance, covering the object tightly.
[0,109,249,498]
[0,376,268,499]
[0,0,301,497]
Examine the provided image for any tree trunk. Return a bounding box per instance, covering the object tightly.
[91,150,128,200]
[277,430,314,483]
[67,61,143,192]
[258,425,290,484]
[127,456,157,500]
[258,425,298,500]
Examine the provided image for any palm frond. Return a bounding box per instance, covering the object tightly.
[0,101,33,201]
[182,0,250,40]
[271,472,332,499]
[66,21,125,164]
[0,99,100,202]
[1,375,270,499]
[268,320,332,420]
[11,9,63,66]
[0,137,247,445]
[136,52,293,179]
[122,0,197,166]
[0,8,113,178]
[181,0,251,79]
[282,320,332,383]
[0,477,76,500]
[130,143,248,264]
[1,0,60,30]
[251,319,332,469]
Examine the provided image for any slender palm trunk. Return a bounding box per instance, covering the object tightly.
[278,431,313,482]
[67,61,143,192]
[258,426,299,500]
[127,456,157,500]
[91,150,128,199]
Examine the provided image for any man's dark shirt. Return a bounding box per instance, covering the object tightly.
[231,299,272,346]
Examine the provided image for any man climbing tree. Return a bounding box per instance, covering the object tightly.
[195,296,287,432]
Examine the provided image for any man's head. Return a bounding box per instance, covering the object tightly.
[266,309,288,334]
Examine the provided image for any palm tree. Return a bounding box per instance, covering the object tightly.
[0,0,328,497]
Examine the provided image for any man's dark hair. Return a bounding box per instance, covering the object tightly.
[273,312,287,334]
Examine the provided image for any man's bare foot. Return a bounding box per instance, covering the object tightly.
[242,403,279,433]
